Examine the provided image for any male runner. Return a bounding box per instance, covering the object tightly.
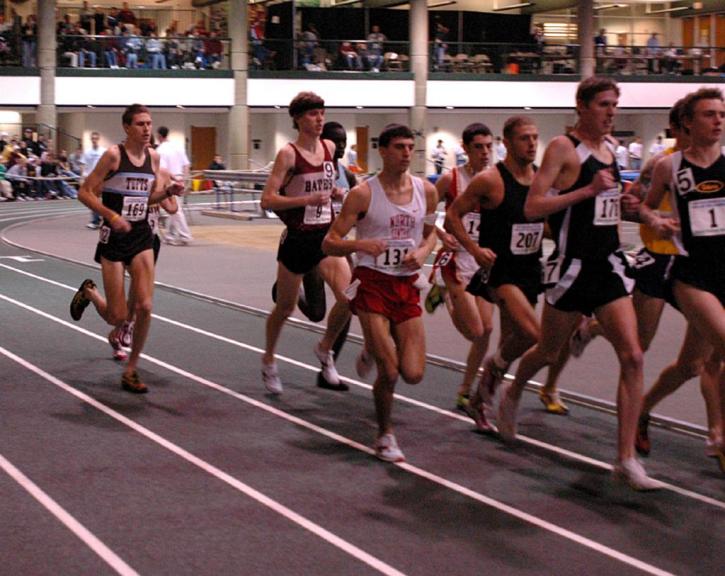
[260,92,352,395]
[640,87,725,472]
[447,116,542,432]
[70,103,184,393]
[322,123,438,462]
[428,123,494,411]
[495,77,662,490]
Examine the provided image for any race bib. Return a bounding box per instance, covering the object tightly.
[632,250,656,269]
[462,212,480,243]
[303,201,332,225]
[147,205,160,233]
[689,197,725,237]
[376,239,416,269]
[541,255,563,286]
[99,225,111,244]
[675,167,695,196]
[510,222,544,255]
[594,189,620,226]
[122,196,148,222]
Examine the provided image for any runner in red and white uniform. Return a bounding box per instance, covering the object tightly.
[323,124,438,463]
[260,92,352,395]
[428,123,494,411]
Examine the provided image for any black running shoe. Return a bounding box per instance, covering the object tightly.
[70,279,95,321]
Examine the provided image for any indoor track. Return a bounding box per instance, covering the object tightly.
[1,201,722,576]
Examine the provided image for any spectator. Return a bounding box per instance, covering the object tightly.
[339,41,361,70]
[0,160,13,201]
[646,32,661,73]
[346,143,359,172]
[93,5,106,37]
[6,155,30,200]
[156,126,193,245]
[615,139,628,170]
[106,7,120,34]
[250,10,273,69]
[494,135,506,162]
[366,24,386,72]
[118,2,137,28]
[164,30,182,69]
[662,42,681,74]
[79,1,94,35]
[0,132,8,155]
[205,30,223,69]
[649,135,665,157]
[299,23,319,69]
[82,131,106,228]
[454,142,467,166]
[101,27,120,68]
[78,26,99,68]
[628,137,643,170]
[146,31,166,69]
[21,15,37,68]
[68,145,84,175]
[123,27,143,68]
[208,154,226,171]
[432,21,449,71]
[431,139,446,175]
[594,28,607,50]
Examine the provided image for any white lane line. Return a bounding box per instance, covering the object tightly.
[1,262,723,512]
[0,452,139,576]
[0,209,85,222]
[0,345,407,576]
[0,298,685,576]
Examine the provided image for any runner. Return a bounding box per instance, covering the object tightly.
[494,77,662,490]
[322,123,438,462]
[259,92,352,395]
[427,122,494,412]
[447,116,542,432]
[640,87,725,472]
[69,103,184,393]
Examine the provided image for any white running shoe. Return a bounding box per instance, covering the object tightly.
[119,320,134,348]
[355,349,374,379]
[374,433,405,463]
[315,344,340,385]
[612,458,664,491]
[262,362,283,395]
[496,384,519,442]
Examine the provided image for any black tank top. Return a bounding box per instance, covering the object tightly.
[671,151,725,262]
[547,134,621,260]
[479,162,543,266]
[101,144,155,228]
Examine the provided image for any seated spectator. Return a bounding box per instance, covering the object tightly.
[339,41,361,70]
[299,23,319,69]
[7,155,31,200]
[164,31,183,69]
[101,27,120,68]
[662,42,681,74]
[77,26,98,68]
[0,160,13,201]
[55,152,79,198]
[123,27,143,68]
[205,30,223,69]
[366,24,385,72]
[68,146,84,175]
[146,31,166,69]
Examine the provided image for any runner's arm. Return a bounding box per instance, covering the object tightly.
[260,146,329,211]
[640,155,679,238]
[78,146,129,232]
[323,183,385,257]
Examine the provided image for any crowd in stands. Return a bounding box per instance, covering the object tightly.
[0,129,80,202]
[0,3,226,70]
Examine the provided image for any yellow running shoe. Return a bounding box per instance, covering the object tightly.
[538,390,569,415]
[424,283,445,314]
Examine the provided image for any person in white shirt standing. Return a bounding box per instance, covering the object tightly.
[82,131,106,228]
[615,138,628,170]
[649,135,665,158]
[628,136,643,170]
[156,126,193,245]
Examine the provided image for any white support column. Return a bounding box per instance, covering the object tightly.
[409,0,428,177]
[36,0,57,147]
[578,0,594,78]
[229,0,249,170]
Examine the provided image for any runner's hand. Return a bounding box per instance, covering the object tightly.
[652,216,680,239]
[591,168,616,196]
[165,174,185,197]
[110,215,131,234]
[473,247,496,269]
[357,238,387,257]
[308,191,331,206]
[438,230,460,251]
[402,247,427,270]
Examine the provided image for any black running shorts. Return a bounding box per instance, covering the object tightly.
[277,228,328,275]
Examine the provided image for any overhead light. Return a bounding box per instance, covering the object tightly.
[356,106,364,109]
[446,106,454,110]
[176,104,184,109]
[428,1,458,7]
[649,6,689,13]
[274,105,280,109]
[330,0,364,6]
[594,4,625,10]
[493,2,534,12]
[524,106,532,110]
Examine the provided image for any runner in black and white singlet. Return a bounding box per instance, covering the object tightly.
[428,123,494,412]
[493,78,662,490]
[447,116,545,432]
[641,88,725,472]
[259,92,352,395]
[69,104,184,394]
[323,123,438,463]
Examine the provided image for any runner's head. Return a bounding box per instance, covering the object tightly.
[289,92,325,133]
[679,87,723,144]
[503,116,538,164]
[461,123,492,170]
[575,77,619,135]
[322,121,347,161]
[122,104,152,146]
[378,123,414,173]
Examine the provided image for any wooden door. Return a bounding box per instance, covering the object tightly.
[682,17,694,48]
[355,126,369,173]
[716,14,724,67]
[190,126,216,171]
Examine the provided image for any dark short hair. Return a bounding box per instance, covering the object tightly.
[668,97,686,131]
[322,121,345,140]
[462,123,491,145]
[288,91,325,129]
[503,115,536,141]
[680,87,723,130]
[122,103,150,126]
[157,126,169,138]
[576,76,620,106]
[379,123,414,148]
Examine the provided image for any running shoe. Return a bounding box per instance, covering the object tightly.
[496,384,519,442]
[538,389,569,415]
[635,414,651,456]
[424,283,445,314]
[374,433,406,463]
[455,393,470,412]
[121,371,148,394]
[316,372,349,392]
[355,349,375,379]
[479,357,506,403]
[314,343,341,386]
[108,328,128,361]
[262,362,283,395]
[464,391,497,434]
[119,320,135,348]
[612,458,663,491]
[69,279,95,321]
[570,316,596,358]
